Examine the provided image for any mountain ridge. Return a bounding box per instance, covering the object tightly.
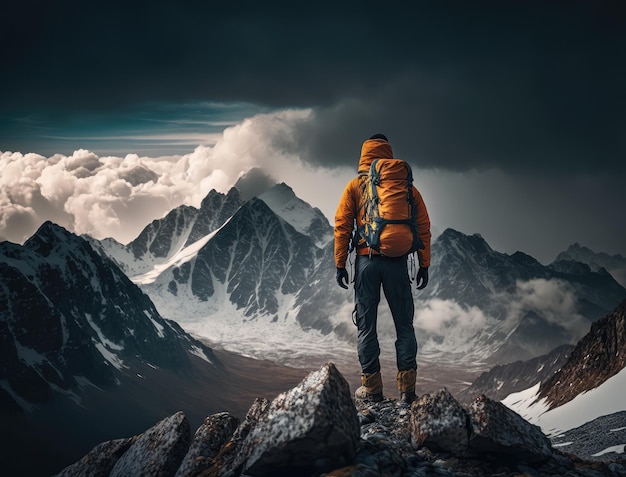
[85,183,626,367]
[0,220,217,411]
[555,242,626,288]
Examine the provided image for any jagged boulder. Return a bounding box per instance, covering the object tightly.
[54,363,620,477]
[409,388,469,455]
[176,412,239,477]
[230,362,360,476]
[468,394,553,463]
[110,411,191,477]
[200,398,270,477]
[409,390,554,465]
[56,437,137,477]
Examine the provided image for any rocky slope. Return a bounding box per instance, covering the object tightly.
[57,363,626,477]
[500,300,626,462]
[0,221,214,411]
[455,344,574,404]
[539,299,626,409]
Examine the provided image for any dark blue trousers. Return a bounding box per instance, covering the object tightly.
[354,254,418,374]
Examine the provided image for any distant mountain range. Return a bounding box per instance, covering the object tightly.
[84,183,626,367]
[556,243,626,288]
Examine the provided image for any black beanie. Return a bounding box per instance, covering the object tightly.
[369,133,388,141]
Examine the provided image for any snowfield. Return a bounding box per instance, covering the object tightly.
[501,367,626,461]
[502,366,626,436]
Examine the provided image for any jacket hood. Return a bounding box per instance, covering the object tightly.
[358,139,393,172]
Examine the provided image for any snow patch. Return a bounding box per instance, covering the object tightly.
[502,367,626,436]
[93,341,127,370]
[74,376,104,392]
[132,225,222,285]
[144,310,165,338]
[592,444,625,457]
[15,342,48,367]
[189,345,213,364]
[85,313,123,351]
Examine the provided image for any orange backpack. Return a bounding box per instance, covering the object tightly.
[357,159,424,257]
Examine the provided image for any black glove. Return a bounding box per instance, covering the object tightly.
[336,267,349,289]
[416,267,429,290]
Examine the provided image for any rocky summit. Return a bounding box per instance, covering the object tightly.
[56,363,625,477]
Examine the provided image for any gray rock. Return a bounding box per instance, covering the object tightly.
[110,410,191,477]
[204,398,271,477]
[235,362,360,476]
[409,388,469,455]
[609,463,626,476]
[176,412,239,477]
[56,437,137,477]
[468,394,553,463]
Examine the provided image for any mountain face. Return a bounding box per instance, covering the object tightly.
[538,299,626,409]
[87,187,245,277]
[0,221,215,412]
[147,197,326,318]
[411,228,624,363]
[423,229,625,321]
[88,183,337,365]
[555,242,626,288]
[501,300,626,458]
[455,344,573,404]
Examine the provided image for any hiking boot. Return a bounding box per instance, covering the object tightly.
[400,390,416,404]
[397,369,417,404]
[354,371,383,402]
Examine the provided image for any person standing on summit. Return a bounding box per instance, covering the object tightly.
[334,134,431,404]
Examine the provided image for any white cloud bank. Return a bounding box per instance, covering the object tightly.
[0,109,354,245]
[404,278,589,360]
[3,106,624,267]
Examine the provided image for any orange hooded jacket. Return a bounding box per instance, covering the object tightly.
[334,138,431,269]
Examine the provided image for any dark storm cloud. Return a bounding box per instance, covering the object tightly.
[294,62,626,174]
[2,1,625,173]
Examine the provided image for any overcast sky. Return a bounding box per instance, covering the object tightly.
[1,1,625,263]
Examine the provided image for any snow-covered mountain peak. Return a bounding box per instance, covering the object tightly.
[437,228,494,256]
[199,186,242,212]
[259,183,332,248]
[25,221,79,253]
